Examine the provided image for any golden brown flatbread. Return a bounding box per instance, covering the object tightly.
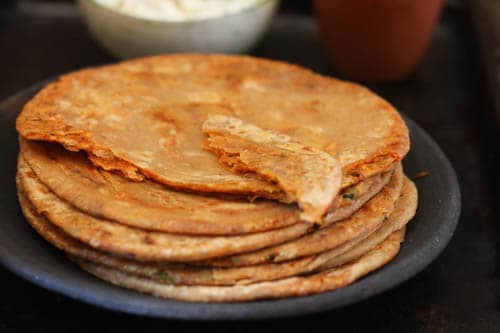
[201,164,403,267]
[17,158,311,261]
[202,115,342,223]
[318,178,417,269]
[17,156,401,262]
[20,138,391,235]
[17,54,409,198]
[17,177,416,286]
[76,229,405,302]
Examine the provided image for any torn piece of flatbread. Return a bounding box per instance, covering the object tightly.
[202,115,342,223]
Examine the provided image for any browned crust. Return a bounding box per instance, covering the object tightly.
[75,229,404,302]
[19,138,298,235]
[17,156,314,262]
[202,115,343,223]
[20,138,390,235]
[17,154,402,263]
[16,176,416,287]
[199,164,403,267]
[17,54,409,195]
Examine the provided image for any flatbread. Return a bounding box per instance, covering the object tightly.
[17,177,416,286]
[18,158,310,261]
[17,54,409,197]
[201,164,403,267]
[20,138,390,235]
[318,178,417,269]
[76,229,405,302]
[202,115,342,223]
[17,156,400,262]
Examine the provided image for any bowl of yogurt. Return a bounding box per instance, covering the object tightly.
[78,0,279,59]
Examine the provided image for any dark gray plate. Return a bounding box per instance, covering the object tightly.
[0,82,460,320]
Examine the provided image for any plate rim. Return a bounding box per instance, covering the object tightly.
[0,83,461,320]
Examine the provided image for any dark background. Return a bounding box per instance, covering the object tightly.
[1,1,499,332]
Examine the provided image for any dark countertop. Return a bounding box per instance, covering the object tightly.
[1,3,499,332]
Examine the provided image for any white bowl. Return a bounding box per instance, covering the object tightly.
[78,0,279,59]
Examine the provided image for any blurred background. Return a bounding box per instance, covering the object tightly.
[0,0,494,125]
[0,0,471,96]
[1,1,499,332]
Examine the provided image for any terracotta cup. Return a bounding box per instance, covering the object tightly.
[314,0,444,82]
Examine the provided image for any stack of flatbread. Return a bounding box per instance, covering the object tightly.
[15,55,417,302]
